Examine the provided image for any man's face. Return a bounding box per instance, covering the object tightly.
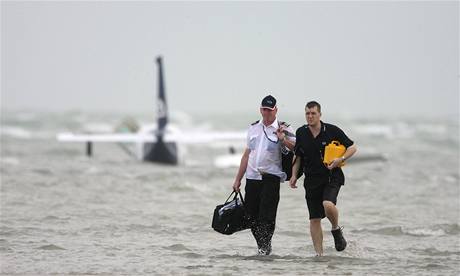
[305,106,321,126]
[260,107,277,123]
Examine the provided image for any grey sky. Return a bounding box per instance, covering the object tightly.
[2,1,459,118]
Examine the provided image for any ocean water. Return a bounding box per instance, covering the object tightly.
[1,111,459,275]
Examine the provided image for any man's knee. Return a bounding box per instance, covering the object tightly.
[322,200,336,211]
[310,218,321,227]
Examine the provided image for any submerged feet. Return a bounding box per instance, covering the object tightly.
[331,226,347,251]
[257,245,272,256]
[255,228,346,256]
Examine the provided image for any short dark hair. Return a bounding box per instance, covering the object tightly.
[306,101,321,113]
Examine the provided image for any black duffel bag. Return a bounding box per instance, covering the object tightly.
[212,190,250,235]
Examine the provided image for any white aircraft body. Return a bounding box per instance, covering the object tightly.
[57,56,245,165]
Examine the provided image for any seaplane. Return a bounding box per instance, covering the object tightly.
[56,56,246,165]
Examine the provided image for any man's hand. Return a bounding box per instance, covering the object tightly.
[276,126,287,142]
[233,180,241,192]
[327,157,343,170]
[289,176,298,189]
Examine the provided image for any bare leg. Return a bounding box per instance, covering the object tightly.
[323,200,339,229]
[309,219,323,256]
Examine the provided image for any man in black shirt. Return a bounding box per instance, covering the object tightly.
[289,101,357,256]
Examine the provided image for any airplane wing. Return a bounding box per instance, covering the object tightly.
[57,132,157,143]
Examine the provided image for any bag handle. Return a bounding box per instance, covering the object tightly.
[224,191,236,204]
[223,190,245,206]
[237,191,245,206]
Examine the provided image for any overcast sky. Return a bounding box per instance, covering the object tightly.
[2,1,459,118]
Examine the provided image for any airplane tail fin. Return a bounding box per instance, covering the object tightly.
[143,56,178,164]
[156,56,168,136]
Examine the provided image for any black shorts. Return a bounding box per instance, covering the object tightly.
[303,173,343,220]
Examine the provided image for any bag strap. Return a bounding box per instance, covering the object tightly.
[237,191,245,206]
[224,191,236,204]
[224,190,246,206]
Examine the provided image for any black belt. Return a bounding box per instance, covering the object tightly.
[261,173,280,181]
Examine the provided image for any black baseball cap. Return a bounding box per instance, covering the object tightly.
[261,95,276,110]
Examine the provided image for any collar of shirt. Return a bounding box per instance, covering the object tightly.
[259,118,279,130]
[307,120,326,136]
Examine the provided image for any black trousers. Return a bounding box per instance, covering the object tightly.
[244,174,280,250]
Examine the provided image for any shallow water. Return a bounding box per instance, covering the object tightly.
[1,111,459,275]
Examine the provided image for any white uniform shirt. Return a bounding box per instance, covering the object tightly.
[245,119,296,182]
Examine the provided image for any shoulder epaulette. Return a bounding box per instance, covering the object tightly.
[251,120,260,126]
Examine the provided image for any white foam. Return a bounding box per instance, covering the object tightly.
[0,126,32,139]
[170,110,194,126]
[214,154,241,168]
[1,157,20,165]
[414,124,448,135]
[353,122,443,139]
[406,228,445,237]
[354,124,393,139]
[83,123,114,133]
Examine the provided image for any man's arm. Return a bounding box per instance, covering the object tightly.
[342,144,357,160]
[281,136,295,151]
[232,148,250,192]
[327,143,357,170]
[289,156,301,188]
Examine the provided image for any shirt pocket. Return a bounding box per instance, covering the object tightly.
[266,141,279,152]
[248,135,258,150]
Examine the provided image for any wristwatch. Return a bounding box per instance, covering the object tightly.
[341,156,346,162]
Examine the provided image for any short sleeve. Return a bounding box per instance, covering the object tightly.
[334,126,353,148]
[246,127,251,148]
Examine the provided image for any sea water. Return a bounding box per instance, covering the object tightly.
[1,111,459,275]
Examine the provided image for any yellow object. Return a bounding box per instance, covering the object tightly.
[323,140,346,167]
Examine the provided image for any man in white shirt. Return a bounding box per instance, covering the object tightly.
[232,95,295,255]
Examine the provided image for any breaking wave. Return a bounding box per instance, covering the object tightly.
[353,223,460,237]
